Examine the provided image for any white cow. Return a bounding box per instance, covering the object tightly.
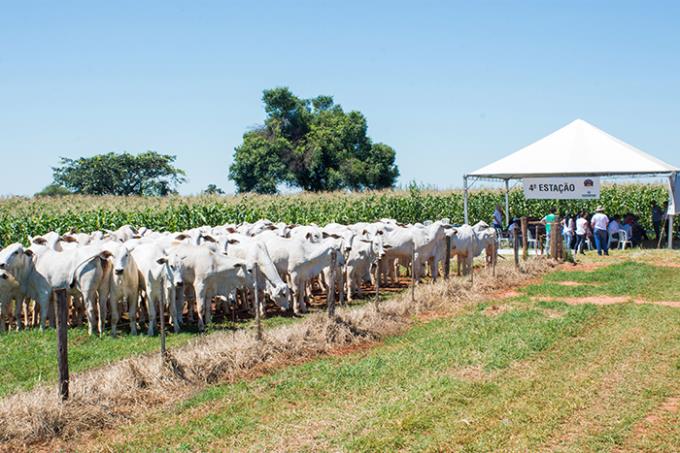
[345,230,389,302]
[0,243,111,334]
[259,233,342,314]
[0,270,22,332]
[220,234,290,314]
[171,244,249,332]
[131,243,185,335]
[102,242,141,336]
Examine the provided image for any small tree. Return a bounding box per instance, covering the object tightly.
[203,184,225,195]
[52,151,186,196]
[35,184,71,197]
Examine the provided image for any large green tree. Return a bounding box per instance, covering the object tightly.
[52,151,186,196]
[229,87,399,193]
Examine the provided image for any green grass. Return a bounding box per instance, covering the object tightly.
[522,261,680,300]
[0,296,376,398]
[90,257,680,452]
[0,313,305,398]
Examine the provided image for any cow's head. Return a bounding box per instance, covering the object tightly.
[0,243,33,273]
[113,247,131,275]
[158,253,185,288]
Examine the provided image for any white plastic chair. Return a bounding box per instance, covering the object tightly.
[607,231,620,249]
[617,230,632,250]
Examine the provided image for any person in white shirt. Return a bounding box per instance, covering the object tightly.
[574,211,589,254]
[608,217,621,235]
[591,206,610,256]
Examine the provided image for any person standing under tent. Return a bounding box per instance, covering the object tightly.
[562,214,575,250]
[574,211,588,255]
[493,204,504,229]
[651,201,664,240]
[591,206,610,256]
[541,207,557,255]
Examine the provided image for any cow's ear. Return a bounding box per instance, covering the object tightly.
[361,229,369,235]
[267,224,277,230]
[377,230,384,235]
[305,232,313,240]
[322,232,340,239]
[383,244,392,249]
[226,227,237,234]
[156,257,168,265]
[175,233,189,241]
[24,248,34,257]
[234,262,243,268]
[61,235,78,243]
[201,234,217,243]
[99,250,113,259]
[227,239,240,245]
[32,237,48,245]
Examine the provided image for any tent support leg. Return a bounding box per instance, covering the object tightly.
[504,179,510,227]
[463,176,469,224]
[669,215,674,249]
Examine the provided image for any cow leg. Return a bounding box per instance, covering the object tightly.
[15,297,24,331]
[128,293,139,335]
[37,293,50,332]
[146,296,157,337]
[194,283,208,332]
[96,289,107,337]
[109,294,120,337]
[83,291,98,336]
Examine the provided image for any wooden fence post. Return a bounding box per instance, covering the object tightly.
[513,228,520,269]
[254,267,262,341]
[444,235,451,280]
[159,289,166,357]
[521,217,528,260]
[327,250,337,318]
[374,257,381,312]
[550,217,560,259]
[55,289,69,401]
[411,247,416,302]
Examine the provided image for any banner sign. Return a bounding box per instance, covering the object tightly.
[523,177,600,200]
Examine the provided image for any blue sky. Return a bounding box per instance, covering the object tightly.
[1,0,679,196]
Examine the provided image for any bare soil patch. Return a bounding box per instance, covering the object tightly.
[483,304,513,316]
[533,296,680,308]
[447,365,495,382]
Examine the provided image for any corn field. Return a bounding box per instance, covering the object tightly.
[0,184,668,247]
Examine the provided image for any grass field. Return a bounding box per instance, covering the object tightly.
[1,252,678,452]
[0,311,305,398]
[76,254,680,452]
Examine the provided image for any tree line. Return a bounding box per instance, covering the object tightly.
[39,87,399,197]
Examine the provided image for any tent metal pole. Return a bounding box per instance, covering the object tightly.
[463,176,469,224]
[504,179,510,227]
[669,215,674,249]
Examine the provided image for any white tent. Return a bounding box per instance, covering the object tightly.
[463,119,678,246]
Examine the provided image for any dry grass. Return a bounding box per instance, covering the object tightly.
[0,259,551,449]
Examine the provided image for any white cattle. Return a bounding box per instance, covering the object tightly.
[102,242,141,335]
[259,233,342,314]
[171,244,249,332]
[345,230,389,302]
[0,270,22,332]
[380,225,418,285]
[0,243,111,334]
[131,243,185,335]
[447,222,497,277]
[221,234,290,314]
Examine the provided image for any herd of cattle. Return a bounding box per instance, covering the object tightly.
[0,219,497,336]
